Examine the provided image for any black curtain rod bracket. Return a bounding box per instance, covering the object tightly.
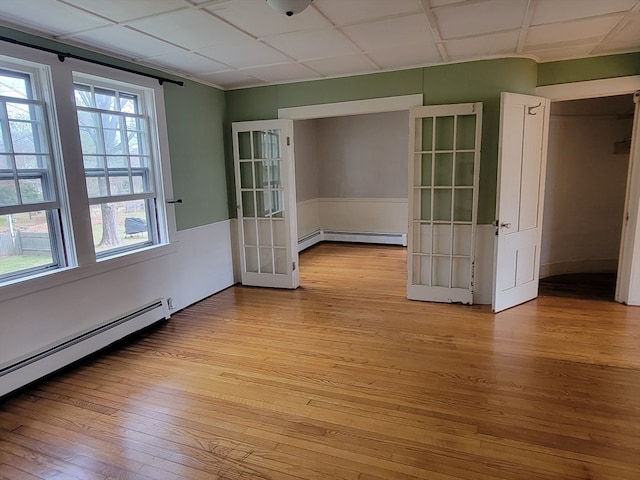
[1,35,183,87]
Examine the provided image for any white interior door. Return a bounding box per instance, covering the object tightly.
[232,120,299,289]
[407,103,482,304]
[493,92,550,312]
[616,90,640,305]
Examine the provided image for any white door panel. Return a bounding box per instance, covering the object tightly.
[493,93,550,313]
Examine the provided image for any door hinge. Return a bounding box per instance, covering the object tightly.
[287,136,291,146]
[292,261,296,271]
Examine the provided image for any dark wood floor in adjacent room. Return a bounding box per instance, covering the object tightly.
[1,243,639,480]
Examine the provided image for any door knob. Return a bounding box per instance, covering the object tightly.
[500,222,511,229]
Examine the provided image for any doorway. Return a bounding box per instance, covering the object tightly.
[540,94,635,300]
[278,94,422,253]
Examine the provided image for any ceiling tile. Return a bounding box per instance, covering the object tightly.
[607,12,640,43]
[314,0,421,26]
[530,0,638,26]
[199,41,290,68]
[71,25,185,58]
[206,0,332,37]
[263,29,359,61]
[148,52,230,74]
[239,62,319,83]
[434,0,528,39]
[342,14,434,51]
[130,8,251,50]
[0,0,110,36]
[525,15,622,48]
[199,69,267,89]
[445,30,519,59]
[302,54,378,77]
[60,0,187,22]
[366,41,442,69]
[429,0,466,6]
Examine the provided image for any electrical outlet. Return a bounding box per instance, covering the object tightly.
[167,297,174,310]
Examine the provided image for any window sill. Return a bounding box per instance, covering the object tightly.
[0,242,178,303]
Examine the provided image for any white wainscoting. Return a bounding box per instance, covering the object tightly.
[317,198,408,234]
[473,225,495,305]
[295,197,409,249]
[297,199,321,239]
[0,219,235,395]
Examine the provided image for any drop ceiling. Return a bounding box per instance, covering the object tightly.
[0,0,638,90]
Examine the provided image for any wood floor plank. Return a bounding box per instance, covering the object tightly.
[2,243,639,479]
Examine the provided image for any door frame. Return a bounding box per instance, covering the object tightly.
[536,75,640,305]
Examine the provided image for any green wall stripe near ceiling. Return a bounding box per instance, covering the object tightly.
[537,52,640,86]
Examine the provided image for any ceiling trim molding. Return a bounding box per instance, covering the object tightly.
[278,94,423,119]
[535,75,640,101]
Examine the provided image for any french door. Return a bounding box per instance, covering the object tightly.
[232,120,299,289]
[407,103,482,304]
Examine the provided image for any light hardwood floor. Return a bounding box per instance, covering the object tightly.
[1,243,639,480]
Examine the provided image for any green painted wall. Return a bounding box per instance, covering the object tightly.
[422,58,539,222]
[164,81,228,229]
[225,58,538,224]
[538,52,640,86]
[0,26,229,230]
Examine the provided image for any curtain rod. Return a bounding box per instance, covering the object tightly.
[0,35,184,87]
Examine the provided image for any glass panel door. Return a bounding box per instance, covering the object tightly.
[233,120,299,289]
[407,104,482,304]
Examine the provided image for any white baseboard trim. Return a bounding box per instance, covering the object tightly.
[324,230,407,246]
[298,230,407,252]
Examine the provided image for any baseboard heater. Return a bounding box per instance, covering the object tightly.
[298,230,407,252]
[0,299,170,398]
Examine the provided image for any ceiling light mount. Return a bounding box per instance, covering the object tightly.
[266,0,313,16]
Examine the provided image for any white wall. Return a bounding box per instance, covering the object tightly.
[0,220,234,368]
[541,96,633,277]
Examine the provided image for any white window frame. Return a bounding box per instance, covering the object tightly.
[0,42,175,298]
[0,57,69,283]
[72,72,165,259]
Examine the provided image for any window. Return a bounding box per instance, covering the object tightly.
[0,51,170,287]
[0,64,66,281]
[73,77,160,257]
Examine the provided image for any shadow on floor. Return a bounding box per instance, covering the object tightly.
[539,272,616,301]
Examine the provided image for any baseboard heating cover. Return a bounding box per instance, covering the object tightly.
[0,299,170,397]
[298,230,407,252]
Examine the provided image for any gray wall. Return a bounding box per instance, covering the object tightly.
[293,119,319,202]
[316,111,408,198]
